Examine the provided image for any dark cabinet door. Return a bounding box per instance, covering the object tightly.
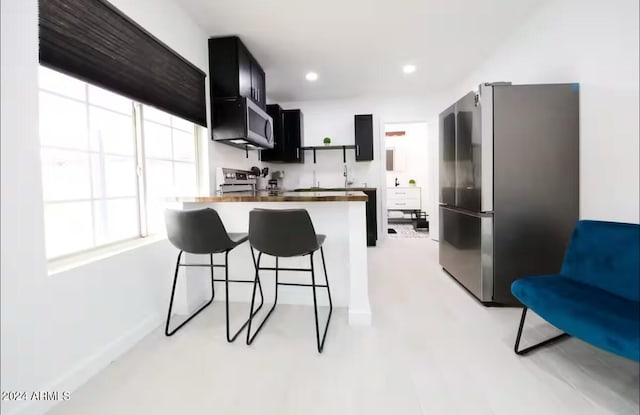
[364,189,377,246]
[258,66,266,109]
[209,37,242,98]
[237,41,252,100]
[355,114,374,161]
[250,62,266,110]
[208,36,266,109]
[260,107,304,163]
[283,109,303,162]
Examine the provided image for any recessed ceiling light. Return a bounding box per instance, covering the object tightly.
[305,72,318,82]
[402,64,417,74]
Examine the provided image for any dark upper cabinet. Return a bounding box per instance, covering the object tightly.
[208,36,266,110]
[355,114,374,161]
[283,109,304,162]
[261,107,304,163]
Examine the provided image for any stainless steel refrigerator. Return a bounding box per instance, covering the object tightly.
[439,82,579,305]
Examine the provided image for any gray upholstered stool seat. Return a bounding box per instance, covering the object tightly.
[246,208,333,353]
[164,208,263,341]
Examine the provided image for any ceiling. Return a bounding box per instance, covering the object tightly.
[179,0,551,102]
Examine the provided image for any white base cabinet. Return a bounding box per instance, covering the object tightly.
[387,187,421,210]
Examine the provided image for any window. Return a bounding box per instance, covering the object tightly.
[142,106,198,234]
[38,66,199,259]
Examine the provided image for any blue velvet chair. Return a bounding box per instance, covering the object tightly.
[511,220,640,361]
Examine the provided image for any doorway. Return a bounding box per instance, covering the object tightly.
[383,121,430,239]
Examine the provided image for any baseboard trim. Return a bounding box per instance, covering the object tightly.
[349,307,372,326]
[6,313,162,415]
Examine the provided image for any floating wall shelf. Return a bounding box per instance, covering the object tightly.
[300,145,358,163]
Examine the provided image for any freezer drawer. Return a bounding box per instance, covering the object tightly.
[439,206,493,302]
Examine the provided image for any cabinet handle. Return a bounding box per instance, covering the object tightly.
[356,145,360,156]
[396,202,406,206]
[296,148,299,159]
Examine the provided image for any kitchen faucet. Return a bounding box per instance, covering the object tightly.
[395,177,400,187]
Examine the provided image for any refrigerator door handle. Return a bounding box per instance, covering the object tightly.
[480,83,494,212]
[441,205,493,219]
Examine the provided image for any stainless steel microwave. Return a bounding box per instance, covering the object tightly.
[211,97,274,149]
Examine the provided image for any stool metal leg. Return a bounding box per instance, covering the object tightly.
[246,250,278,345]
[165,250,215,336]
[514,307,570,355]
[320,247,333,311]
[210,253,215,298]
[311,249,333,353]
[224,250,265,343]
[275,256,279,303]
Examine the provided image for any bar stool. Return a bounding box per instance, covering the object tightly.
[164,208,264,342]
[245,208,333,353]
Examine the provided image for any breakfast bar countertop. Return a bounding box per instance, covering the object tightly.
[172,190,368,203]
[169,189,372,326]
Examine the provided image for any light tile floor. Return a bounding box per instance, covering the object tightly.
[49,238,639,415]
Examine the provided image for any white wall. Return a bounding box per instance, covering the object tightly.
[384,122,430,212]
[272,95,443,240]
[441,0,639,224]
[273,0,640,241]
[0,1,211,414]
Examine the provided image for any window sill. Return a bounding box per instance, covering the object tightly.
[47,234,167,276]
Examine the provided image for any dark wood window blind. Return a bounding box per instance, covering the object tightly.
[39,0,207,126]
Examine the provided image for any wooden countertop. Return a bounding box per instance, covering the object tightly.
[294,187,376,192]
[173,191,368,203]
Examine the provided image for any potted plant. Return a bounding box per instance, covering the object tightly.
[409,179,416,186]
[323,137,331,146]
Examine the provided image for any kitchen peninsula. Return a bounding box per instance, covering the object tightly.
[168,191,372,326]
